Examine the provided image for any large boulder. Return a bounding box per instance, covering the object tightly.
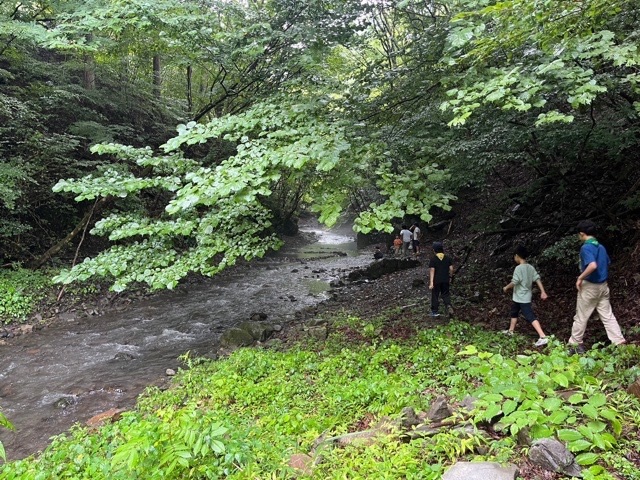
[348,258,420,281]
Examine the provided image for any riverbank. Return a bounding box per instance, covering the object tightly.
[2,293,639,478]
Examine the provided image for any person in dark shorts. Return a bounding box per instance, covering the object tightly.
[502,245,549,346]
[428,242,454,317]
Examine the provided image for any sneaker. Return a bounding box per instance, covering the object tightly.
[568,343,586,355]
[430,312,441,317]
[534,337,548,347]
[501,330,514,336]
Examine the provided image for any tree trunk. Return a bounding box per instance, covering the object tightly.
[153,54,162,99]
[83,34,96,90]
[28,198,109,269]
[186,64,193,113]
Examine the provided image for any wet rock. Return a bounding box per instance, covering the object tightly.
[249,312,268,321]
[347,258,420,281]
[529,438,582,477]
[220,327,255,349]
[236,321,277,342]
[443,461,518,480]
[411,278,425,288]
[53,396,76,410]
[165,369,176,376]
[86,408,125,428]
[113,352,136,361]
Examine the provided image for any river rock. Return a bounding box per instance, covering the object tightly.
[220,327,255,349]
[443,461,518,480]
[113,352,136,361]
[52,396,76,410]
[529,438,581,477]
[86,408,125,428]
[236,321,277,342]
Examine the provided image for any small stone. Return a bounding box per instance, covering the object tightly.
[165,369,176,376]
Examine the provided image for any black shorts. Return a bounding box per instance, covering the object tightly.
[510,302,536,323]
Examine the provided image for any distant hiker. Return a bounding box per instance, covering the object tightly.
[502,245,549,347]
[428,242,454,317]
[393,235,403,256]
[374,246,384,260]
[568,220,626,354]
[411,223,421,256]
[399,225,412,259]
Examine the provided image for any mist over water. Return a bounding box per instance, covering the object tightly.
[0,222,369,461]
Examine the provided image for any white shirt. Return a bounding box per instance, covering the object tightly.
[400,229,412,242]
[413,227,420,240]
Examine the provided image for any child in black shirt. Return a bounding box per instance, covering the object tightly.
[428,242,454,317]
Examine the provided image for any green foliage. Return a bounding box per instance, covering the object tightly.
[7,318,638,479]
[0,268,52,322]
[538,235,582,268]
[0,411,14,461]
[440,0,640,126]
[457,340,640,470]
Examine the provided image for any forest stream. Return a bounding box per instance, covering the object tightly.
[0,222,372,461]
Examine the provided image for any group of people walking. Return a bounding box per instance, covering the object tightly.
[386,220,627,352]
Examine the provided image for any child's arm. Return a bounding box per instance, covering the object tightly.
[504,268,520,292]
[429,267,435,290]
[536,279,548,300]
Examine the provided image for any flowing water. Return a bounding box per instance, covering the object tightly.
[0,223,370,461]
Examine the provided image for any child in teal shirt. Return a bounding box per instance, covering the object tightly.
[502,245,549,346]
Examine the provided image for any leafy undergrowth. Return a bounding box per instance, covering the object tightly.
[1,313,640,479]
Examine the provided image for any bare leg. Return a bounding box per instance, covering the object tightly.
[531,320,546,338]
[508,318,517,332]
